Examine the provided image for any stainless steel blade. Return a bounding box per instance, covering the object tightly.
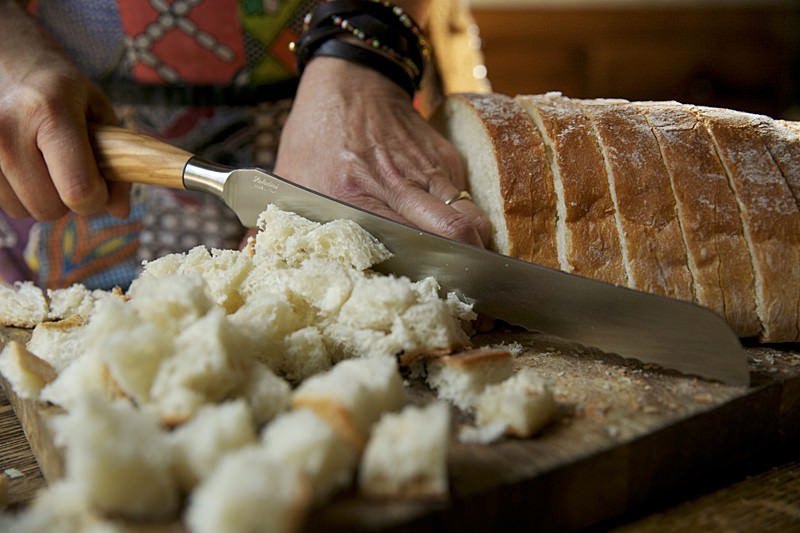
[185,159,750,386]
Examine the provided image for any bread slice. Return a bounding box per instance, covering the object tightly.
[697,106,800,341]
[359,402,450,499]
[578,99,695,299]
[185,445,311,533]
[0,281,48,327]
[767,121,800,202]
[425,348,514,411]
[261,408,358,504]
[0,340,57,399]
[517,93,627,284]
[474,368,556,437]
[636,102,761,337]
[429,93,559,267]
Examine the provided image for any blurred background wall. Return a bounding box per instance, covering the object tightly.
[467,0,800,119]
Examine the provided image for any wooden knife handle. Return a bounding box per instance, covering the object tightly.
[90,125,193,190]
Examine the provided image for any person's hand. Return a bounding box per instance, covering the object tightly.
[274,56,492,248]
[0,2,128,221]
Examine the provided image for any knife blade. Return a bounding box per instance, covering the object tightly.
[92,125,749,386]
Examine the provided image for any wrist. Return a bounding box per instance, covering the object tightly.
[291,0,430,98]
[299,55,410,101]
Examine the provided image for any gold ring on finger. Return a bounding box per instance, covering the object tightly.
[444,190,472,206]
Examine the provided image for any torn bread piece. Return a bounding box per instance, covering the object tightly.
[0,281,48,328]
[185,446,311,533]
[0,340,56,400]
[475,368,557,438]
[261,408,358,504]
[292,355,406,451]
[359,402,451,499]
[149,307,249,424]
[26,315,88,373]
[233,360,291,427]
[46,284,94,321]
[39,351,124,410]
[50,394,179,520]
[169,399,257,491]
[426,348,514,411]
[253,204,390,270]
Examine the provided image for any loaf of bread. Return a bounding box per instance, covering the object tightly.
[432,92,800,342]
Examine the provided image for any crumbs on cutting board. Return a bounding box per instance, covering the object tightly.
[473,330,748,441]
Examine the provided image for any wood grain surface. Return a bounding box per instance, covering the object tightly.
[1,325,799,531]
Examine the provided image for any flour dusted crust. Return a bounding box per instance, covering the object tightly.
[429,92,559,267]
[636,102,761,337]
[431,93,800,341]
[579,99,695,300]
[518,93,627,284]
[696,106,800,342]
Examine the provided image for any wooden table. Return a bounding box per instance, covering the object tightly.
[1,327,799,531]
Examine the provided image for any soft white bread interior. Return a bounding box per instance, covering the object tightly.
[50,394,179,520]
[185,446,311,533]
[474,368,557,437]
[426,348,514,411]
[26,315,89,373]
[261,408,358,503]
[169,399,257,491]
[292,355,406,451]
[0,340,56,400]
[359,402,451,499]
[0,281,49,328]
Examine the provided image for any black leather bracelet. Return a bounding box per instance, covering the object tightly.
[312,37,416,97]
[292,0,428,97]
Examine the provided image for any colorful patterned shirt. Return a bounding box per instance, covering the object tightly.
[1,0,322,290]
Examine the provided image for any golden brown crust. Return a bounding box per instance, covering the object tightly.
[291,397,365,453]
[579,99,695,300]
[451,93,559,268]
[697,106,800,342]
[518,94,627,285]
[636,102,761,337]
[431,347,511,368]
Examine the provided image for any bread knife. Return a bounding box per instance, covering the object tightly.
[91,126,749,386]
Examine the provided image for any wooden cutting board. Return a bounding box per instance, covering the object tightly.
[2,325,799,531]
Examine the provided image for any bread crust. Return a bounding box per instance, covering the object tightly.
[578,99,695,300]
[431,93,559,267]
[636,102,761,337]
[697,106,800,341]
[518,94,627,285]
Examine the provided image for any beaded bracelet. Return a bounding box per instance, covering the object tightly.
[291,0,429,96]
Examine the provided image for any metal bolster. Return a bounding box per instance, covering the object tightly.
[182,157,231,196]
